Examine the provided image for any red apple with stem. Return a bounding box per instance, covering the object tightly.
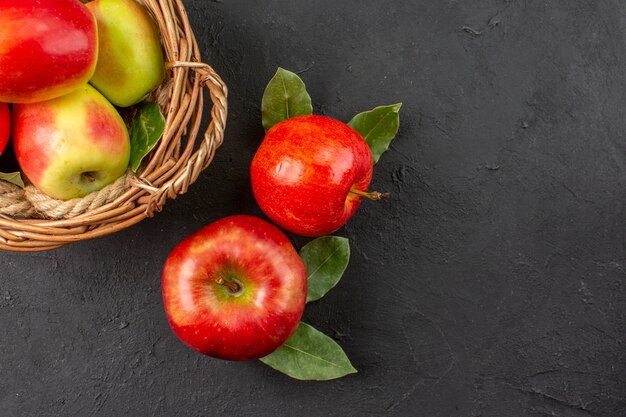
[162,215,308,361]
[251,115,387,237]
[0,0,98,103]
[0,103,9,156]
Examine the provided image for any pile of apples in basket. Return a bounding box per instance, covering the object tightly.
[1,0,403,381]
[0,0,164,199]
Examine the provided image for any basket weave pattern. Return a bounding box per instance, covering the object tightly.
[0,0,228,251]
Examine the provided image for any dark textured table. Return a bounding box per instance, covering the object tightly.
[2,1,625,416]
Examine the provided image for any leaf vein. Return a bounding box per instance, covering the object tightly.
[362,113,395,142]
[307,244,344,281]
[282,344,342,368]
[281,74,290,119]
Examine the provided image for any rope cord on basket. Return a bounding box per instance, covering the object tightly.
[0,181,36,218]
[0,174,131,219]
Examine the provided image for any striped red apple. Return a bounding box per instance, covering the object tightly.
[13,85,130,200]
[0,0,98,103]
[251,115,376,236]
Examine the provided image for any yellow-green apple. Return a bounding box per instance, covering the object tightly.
[251,115,380,237]
[87,0,165,107]
[13,85,130,200]
[0,103,9,156]
[162,215,307,361]
[0,0,98,103]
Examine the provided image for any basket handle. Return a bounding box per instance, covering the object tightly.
[168,60,228,168]
[136,61,228,216]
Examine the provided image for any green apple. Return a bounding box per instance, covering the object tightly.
[87,0,165,107]
[13,84,130,200]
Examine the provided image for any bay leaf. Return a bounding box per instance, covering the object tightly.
[0,172,24,188]
[260,322,357,381]
[300,236,350,303]
[129,102,165,172]
[261,67,312,132]
[348,103,402,163]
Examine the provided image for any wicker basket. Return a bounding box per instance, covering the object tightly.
[0,0,228,252]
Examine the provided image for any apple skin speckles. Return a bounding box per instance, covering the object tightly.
[251,115,374,237]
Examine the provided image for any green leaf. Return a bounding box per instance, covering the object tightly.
[348,103,402,163]
[261,67,313,131]
[260,322,357,381]
[0,172,24,188]
[300,236,350,303]
[129,102,166,172]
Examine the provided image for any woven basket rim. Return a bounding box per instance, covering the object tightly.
[0,0,228,251]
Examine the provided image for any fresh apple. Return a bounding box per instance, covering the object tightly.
[0,103,9,156]
[251,115,380,237]
[13,84,130,200]
[87,0,165,107]
[162,215,308,361]
[0,0,98,103]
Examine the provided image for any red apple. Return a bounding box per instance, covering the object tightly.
[13,84,130,200]
[0,0,98,103]
[162,215,307,361]
[251,115,376,236]
[0,102,9,156]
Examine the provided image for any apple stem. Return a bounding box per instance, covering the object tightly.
[349,188,390,201]
[217,278,241,293]
[82,172,96,183]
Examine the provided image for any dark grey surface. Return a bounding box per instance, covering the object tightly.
[1,1,625,416]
